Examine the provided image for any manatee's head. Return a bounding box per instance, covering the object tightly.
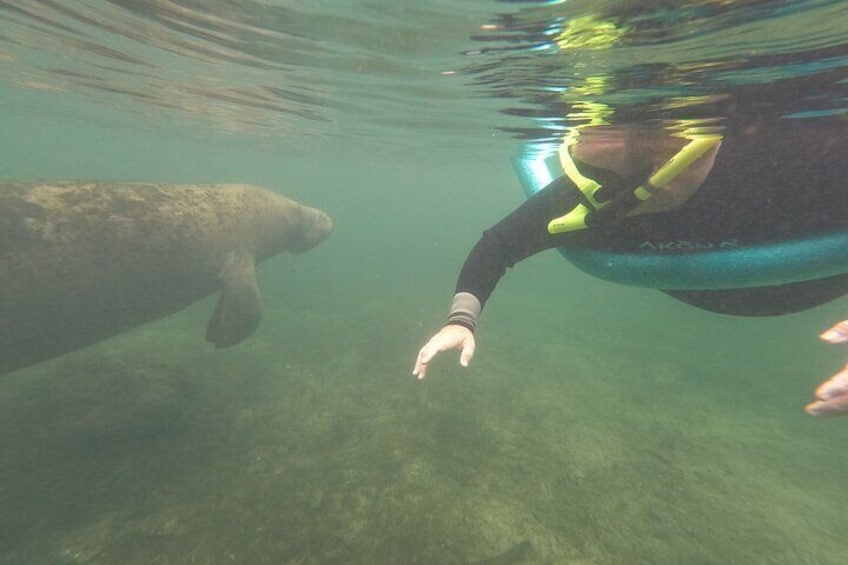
[289,204,333,253]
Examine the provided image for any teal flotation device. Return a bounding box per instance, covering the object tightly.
[512,142,848,290]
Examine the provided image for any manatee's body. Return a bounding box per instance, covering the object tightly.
[0,182,333,376]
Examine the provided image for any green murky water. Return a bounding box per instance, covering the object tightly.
[1,2,847,563]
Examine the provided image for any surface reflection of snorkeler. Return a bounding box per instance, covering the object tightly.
[413,120,848,416]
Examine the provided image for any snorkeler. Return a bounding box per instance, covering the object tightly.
[412,120,848,416]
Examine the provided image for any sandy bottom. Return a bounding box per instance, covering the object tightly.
[2,263,847,565]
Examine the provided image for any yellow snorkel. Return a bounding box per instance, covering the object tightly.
[547,134,722,234]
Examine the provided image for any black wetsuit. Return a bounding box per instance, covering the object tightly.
[456,121,848,317]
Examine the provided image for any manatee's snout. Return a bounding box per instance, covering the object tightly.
[312,208,334,241]
[291,206,333,253]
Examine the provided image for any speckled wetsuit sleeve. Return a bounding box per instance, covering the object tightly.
[453,176,580,312]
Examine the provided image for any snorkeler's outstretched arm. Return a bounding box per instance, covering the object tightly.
[806,320,848,416]
[413,177,579,379]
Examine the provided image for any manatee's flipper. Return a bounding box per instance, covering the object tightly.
[206,249,263,348]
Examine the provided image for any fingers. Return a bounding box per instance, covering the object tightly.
[820,320,848,343]
[806,321,848,416]
[459,338,476,368]
[815,364,848,400]
[413,339,443,380]
[413,344,435,380]
[806,397,848,416]
[806,364,848,417]
[413,336,451,379]
[412,325,475,380]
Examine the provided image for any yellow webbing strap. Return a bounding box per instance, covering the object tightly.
[548,134,722,234]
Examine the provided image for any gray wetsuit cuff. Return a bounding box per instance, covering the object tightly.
[446,292,481,332]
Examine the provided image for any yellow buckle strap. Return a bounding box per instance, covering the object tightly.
[547,134,722,234]
[547,141,607,233]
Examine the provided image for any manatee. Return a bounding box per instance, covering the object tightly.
[0,182,333,376]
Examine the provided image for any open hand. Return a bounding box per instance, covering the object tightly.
[412,324,476,380]
[805,320,848,416]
